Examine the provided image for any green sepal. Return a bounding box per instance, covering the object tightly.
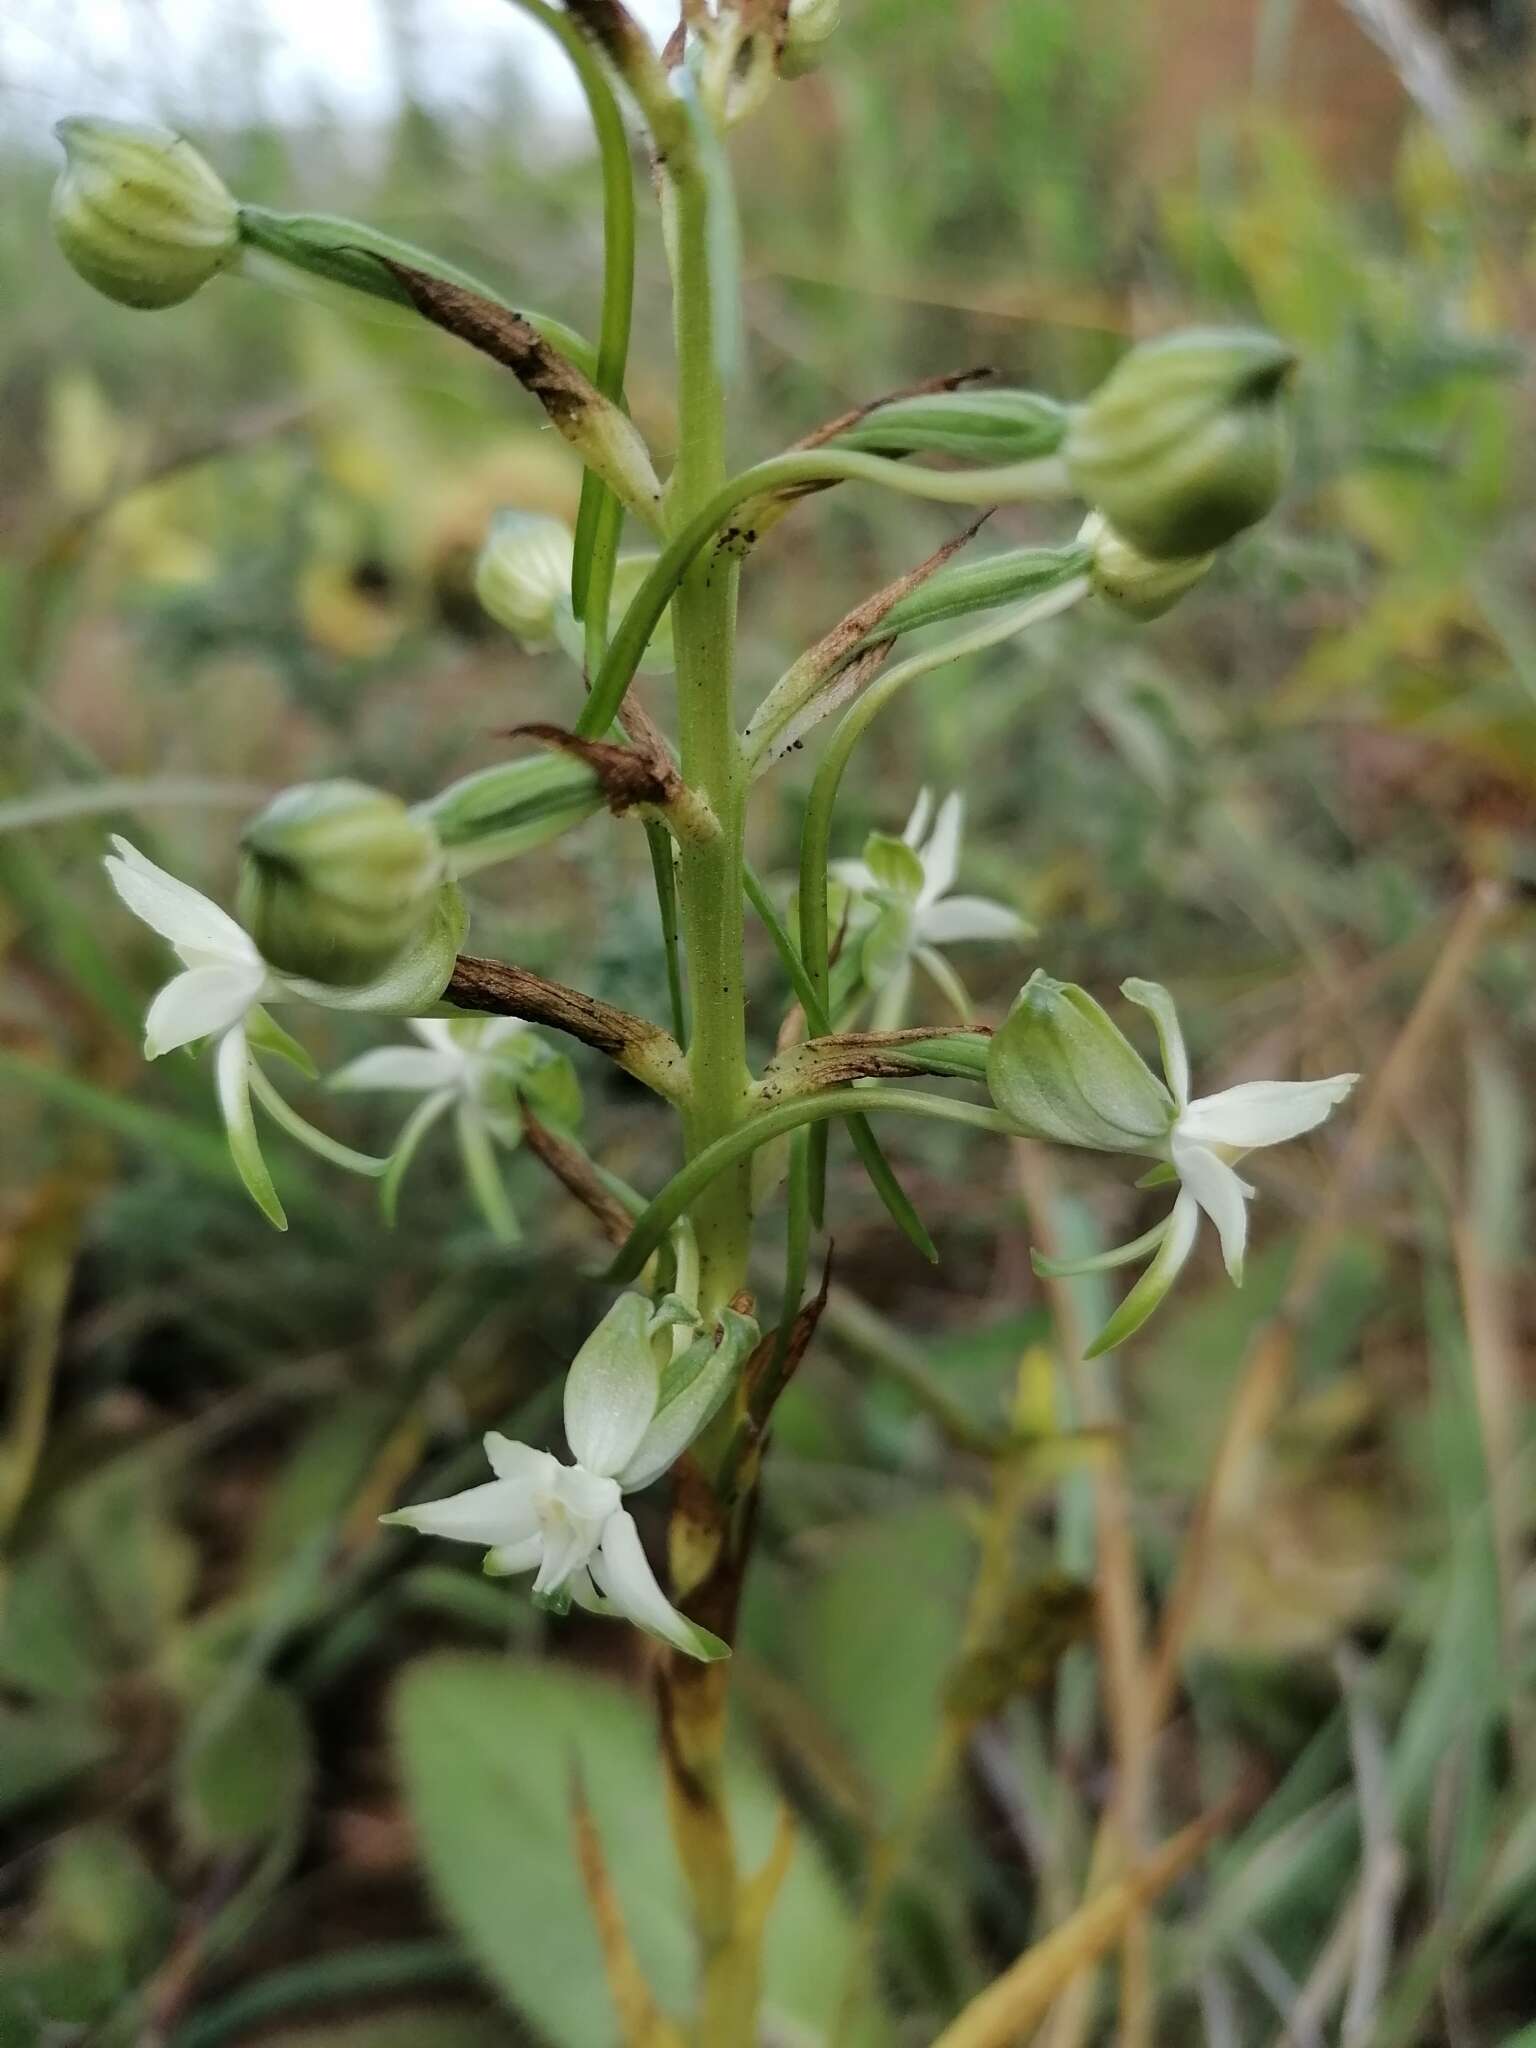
[245,1006,317,1079]
[285,882,466,1017]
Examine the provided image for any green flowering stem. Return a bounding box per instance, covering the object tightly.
[649,83,763,2046]
[574,445,1077,740]
[605,1087,1014,1287]
[796,573,1091,1219]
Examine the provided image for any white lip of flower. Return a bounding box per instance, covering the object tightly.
[105,836,391,1229]
[832,790,1028,1028]
[1040,978,1357,1355]
[382,1294,758,1662]
[329,1016,546,1243]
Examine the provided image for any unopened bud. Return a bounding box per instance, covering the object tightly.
[1065,328,1295,560]
[987,970,1175,1153]
[52,117,238,310]
[239,781,444,987]
[834,388,1070,466]
[417,753,604,876]
[780,0,840,75]
[475,513,574,648]
[1080,512,1213,621]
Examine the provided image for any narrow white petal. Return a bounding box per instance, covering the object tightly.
[382,1477,541,1548]
[919,792,964,903]
[1179,1075,1359,1152]
[328,1047,462,1094]
[106,840,255,961]
[144,964,264,1057]
[215,1024,285,1230]
[532,1515,601,1597]
[901,787,935,849]
[1173,1136,1252,1281]
[479,1018,533,1052]
[563,1294,661,1477]
[593,1510,730,1661]
[917,895,1026,945]
[1122,979,1190,1111]
[409,1018,462,1054]
[870,959,914,1031]
[914,945,972,1023]
[483,1434,557,1488]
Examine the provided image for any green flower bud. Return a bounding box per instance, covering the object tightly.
[1079,513,1214,621]
[417,753,604,876]
[986,970,1176,1153]
[1065,328,1296,560]
[781,0,840,76]
[474,512,574,648]
[833,388,1070,467]
[239,780,444,987]
[51,116,239,310]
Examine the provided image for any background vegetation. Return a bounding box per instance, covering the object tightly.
[2,2,1534,2042]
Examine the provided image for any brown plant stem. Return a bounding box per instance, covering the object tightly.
[445,953,687,1101]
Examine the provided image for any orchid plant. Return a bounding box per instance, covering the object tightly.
[54,7,1354,2040]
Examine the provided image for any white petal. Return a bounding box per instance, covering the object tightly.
[382,1476,543,1548]
[830,857,876,898]
[144,963,264,1057]
[917,895,1027,945]
[483,1433,556,1486]
[409,1018,462,1053]
[1122,978,1190,1110]
[328,1046,462,1094]
[592,1510,730,1661]
[870,959,914,1031]
[479,1018,533,1052]
[901,787,935,850]
[1179,1075,1359,1152]
[563,1294,661,1478]
[530,1465,619,1596]
[1172,1136,1252,1281]
[483,1535,544,1577]
[914,945,972,1023]
[918,792,964,902]
[215,1022,285,1230]
[106,839,255,962]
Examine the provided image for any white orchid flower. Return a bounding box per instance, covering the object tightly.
[832,790,1029,1029]
[105,836,388,1229]
[1034,978,1357,1355]
[329,1016,580,1243]
[382,1294,759,1661]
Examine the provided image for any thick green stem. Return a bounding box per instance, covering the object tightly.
[668,157,752,1329]
[658,93,759,2048]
